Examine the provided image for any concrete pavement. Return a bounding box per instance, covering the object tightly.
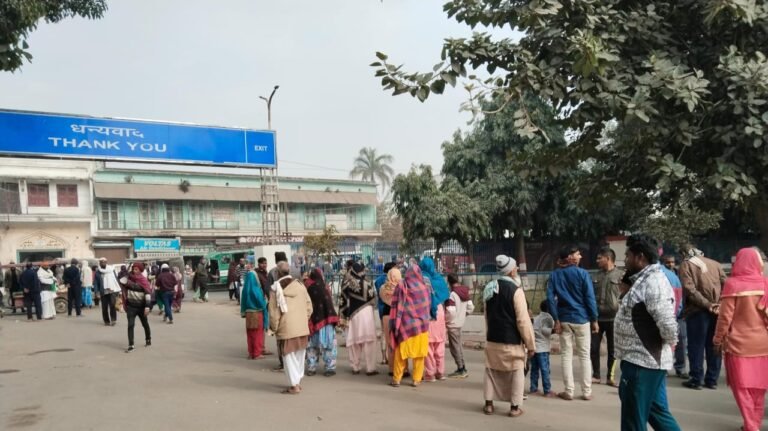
[0,292,747,430]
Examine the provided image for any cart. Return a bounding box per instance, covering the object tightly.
[6,290,68,314]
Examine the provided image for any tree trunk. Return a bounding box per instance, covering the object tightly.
[515,230,529,290]
[755,199,768,252]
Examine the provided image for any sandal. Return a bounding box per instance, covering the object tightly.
[509,407,524,418]
[411,381,421,388]
[483,404,494,415]
[281,386,300,395]
[389,380,400,387]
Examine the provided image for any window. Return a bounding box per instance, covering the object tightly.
[165,201,184,229]
[189,203,210,228]
[100,201,120,229]
[0,182,21,214]
[56,184,79,207]
[27,183,50,207]
[138,201,159,229]
[240,203,260,221]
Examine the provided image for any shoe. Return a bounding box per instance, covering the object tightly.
[110,322,116,326]
[145,340,151,347]
[351,370,360,375]
[682,380,703,390]
[542,392,558,398]
[448,369,469,379]
[324,370,336,377]
[389,380,400,387]
[483,403,494,415]
[104,322,110,326]
[557,392,573,401]
[306,370,316,376]
[704,383,718,390]
[582,395,593,401]
[272,366,284,372]
[592,377,601,384]
[125,346,135,353]
[606,380,618,387]
[436,374,446,381]
[167,320,173,324]
[366,371,380,376]
[675,372,690,379]
[423,376,436,383]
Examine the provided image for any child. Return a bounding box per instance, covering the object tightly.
[530,299,556,397]
[445,273,475,379]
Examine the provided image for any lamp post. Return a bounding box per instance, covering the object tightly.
[259,85,279,130]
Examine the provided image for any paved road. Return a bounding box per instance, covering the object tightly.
[0,292,747,430]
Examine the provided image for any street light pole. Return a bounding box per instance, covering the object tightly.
[259,85,279,130]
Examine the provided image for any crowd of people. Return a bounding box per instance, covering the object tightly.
[2,235,768,430]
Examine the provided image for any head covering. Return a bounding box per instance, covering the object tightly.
[128,266,151,294]
[161,263,169,270]
[380,267,402,306]
[496,254,517,275]
[275,251,288,263]
[99,257,107,262]
[390,264,431,347]
[419,257,449,318]
[352,261,365,275]
[307,268,339,334]
[722,248,766,298]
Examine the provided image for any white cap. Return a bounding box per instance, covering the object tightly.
[161,263,169,269]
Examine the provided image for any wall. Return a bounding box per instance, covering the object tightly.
[0,223,93,263]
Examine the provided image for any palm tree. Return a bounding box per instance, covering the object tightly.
[349,147,395,198]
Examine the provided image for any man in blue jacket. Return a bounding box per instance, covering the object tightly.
[546,244,599,401]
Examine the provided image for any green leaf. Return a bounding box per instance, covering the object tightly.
[417,86,429,102]
[369,62,381,67]
[430,80,446,94]
[635,110,650,122]
[375,52,388,61]
[441,72,457,87]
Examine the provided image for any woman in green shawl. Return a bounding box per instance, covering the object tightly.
[241,267,269,359]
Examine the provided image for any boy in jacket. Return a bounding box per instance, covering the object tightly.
[446,273,474,378]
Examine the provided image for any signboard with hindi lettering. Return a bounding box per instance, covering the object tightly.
[0,110,277,167]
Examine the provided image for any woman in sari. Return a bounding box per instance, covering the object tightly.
[713,247,768,431]
[305,268,339,376]
[172,266,184,312]
[241,266,268,360]
[388,264,431,387]
[339,262,378,376]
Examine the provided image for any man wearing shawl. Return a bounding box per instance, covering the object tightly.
[268,262,313,394]
[305,268,339,376]
[388,264,430,387]
[339,262,379,376]
[678,243,726,390]
[123,263,152,353]
[375,262,398,368]
[420,257,449,382]
[98,258,121,326]
[241,265,268,360]
[713,247,768,431]
[482,255,535,418]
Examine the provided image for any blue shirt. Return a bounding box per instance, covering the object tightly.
[374,274,387,317]
[546,265,598,324]
[661,266,684,318]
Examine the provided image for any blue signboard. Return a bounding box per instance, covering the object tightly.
[134,238,181,253]
[0,110,277,167]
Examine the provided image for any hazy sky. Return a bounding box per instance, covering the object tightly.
[0,0,509,179]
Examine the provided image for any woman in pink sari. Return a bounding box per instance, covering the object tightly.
[713,247,768,431]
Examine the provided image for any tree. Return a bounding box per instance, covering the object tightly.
[372,1,768,249]
[377,200,404,243]
[390,165,489,261]
[640,205,723,250]
[303,225,341,264]
[1,0,108,72]
[349,147,395,198]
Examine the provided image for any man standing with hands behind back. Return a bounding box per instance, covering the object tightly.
[591,247,623,387]
[546,244,599,401]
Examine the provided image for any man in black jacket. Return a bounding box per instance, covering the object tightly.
[20,263,42,321]
[63,259,83,317]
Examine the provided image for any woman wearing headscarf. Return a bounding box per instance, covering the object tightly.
[713,247,768,431]
[420,257,449,382]
[122,263,152,353]
[305,268,339,376]
[375,262,398,367]
[339,262,378,376]
[388,264,430,387]
[241,264,268,359]
[172,266,184,313]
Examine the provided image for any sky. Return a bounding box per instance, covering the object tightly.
[0,0,509,180]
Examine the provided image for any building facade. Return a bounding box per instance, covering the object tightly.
[0,157,379,264]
